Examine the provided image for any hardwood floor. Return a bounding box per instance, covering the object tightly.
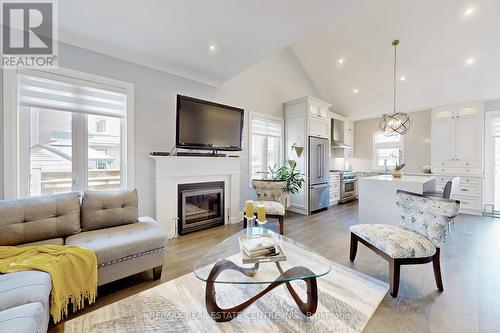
[50,201,500,332]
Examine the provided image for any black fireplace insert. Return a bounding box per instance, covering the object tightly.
[177,181,224,235]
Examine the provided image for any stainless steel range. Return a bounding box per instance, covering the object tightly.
[338,171,358,203]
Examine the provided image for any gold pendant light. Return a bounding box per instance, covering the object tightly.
[379,40,410,136]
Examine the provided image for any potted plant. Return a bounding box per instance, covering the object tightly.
[392,162,406,178]
[266,163,305,212]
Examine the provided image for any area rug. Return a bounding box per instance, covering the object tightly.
[65,262,388,333]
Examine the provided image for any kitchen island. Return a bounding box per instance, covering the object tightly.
[358,175,436,225]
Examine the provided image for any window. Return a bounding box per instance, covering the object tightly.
[95,118,107,133]
[250,116,283,180]
[372,131,404,170]
[4,68,134,199]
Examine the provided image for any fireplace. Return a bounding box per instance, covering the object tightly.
[178,181,224,235]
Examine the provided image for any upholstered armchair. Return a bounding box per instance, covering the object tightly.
[243,180,286,234]
[349,190,460,297]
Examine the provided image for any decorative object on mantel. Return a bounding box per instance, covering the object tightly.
[379,39,411,136]
[392,162,405,178]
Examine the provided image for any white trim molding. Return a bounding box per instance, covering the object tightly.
[3,67,135,199]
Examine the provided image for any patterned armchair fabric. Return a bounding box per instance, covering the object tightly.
[252,180,286,203]
[349,224,436,258]
[396,190,460,247]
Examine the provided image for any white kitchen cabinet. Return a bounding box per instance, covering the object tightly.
[309,101,329,119]
[309,115,330,139]
[329,172,341,206]
[431,103,483,175]
[431,119,456,165]
[455,117,482,167]
[284,96,332,215]
[435,175,483,215]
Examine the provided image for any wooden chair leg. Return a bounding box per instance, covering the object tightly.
[389,259,401,297]
[278,215,284,235]
[243,215,247,229]
[432,248,444,291]
[153,265,163,281]
[349,233,358,262]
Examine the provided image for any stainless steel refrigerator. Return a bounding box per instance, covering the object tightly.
[308,136,329,213]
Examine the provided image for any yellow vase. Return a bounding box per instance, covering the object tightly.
[392,170,403,178]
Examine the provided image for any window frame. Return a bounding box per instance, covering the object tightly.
[372,131,405,170]
[95,118,108,134]
[248,112,284,187]
[3,67,135,199]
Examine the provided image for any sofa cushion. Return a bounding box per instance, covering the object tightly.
[350,224,436,259]
[0,271,51,312]
[0,302,45,333]
[20,238,64,246]
[81,188,138,231]
[65,217,167,266]
[0,192,81,246]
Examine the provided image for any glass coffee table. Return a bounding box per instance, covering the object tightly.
[193,229,332,322]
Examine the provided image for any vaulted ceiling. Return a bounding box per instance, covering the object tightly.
[291,0,500,118]
[59,0,500,119]
[59,0,345,86]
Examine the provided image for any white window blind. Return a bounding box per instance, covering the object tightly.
[18,72,127,118]
[492,117,500,137]
[251,118,282,137]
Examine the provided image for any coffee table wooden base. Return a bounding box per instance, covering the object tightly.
[205,259,318,322]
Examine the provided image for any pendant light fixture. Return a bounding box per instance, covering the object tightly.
[379,39,410,136]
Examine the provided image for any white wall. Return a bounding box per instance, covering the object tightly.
[0,42,218,214]
[1,44,321,216]
[215,48,322,203]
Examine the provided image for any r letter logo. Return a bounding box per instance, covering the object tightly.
[1,0,58,68]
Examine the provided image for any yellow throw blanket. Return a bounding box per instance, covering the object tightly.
[0,245,98,323]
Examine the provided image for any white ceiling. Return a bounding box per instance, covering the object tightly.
[59,0,344,86]
[59,1,500,119]
[292,0,500,119]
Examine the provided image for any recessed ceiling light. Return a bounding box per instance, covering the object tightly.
[400,76,406,81]
[466,57,475,65]
[353,88,359,94]
[208,44,217,52]
[464,7,474,17]
[338,58,344,64]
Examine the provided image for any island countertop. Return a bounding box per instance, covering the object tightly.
[361,175,436,184]
[358,175,437,225]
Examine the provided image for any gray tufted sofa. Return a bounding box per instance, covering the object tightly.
[0,188,168,333]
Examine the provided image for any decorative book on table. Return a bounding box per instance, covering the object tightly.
[239,234,286,264]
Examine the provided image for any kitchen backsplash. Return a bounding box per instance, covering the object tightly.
[350,110,431,173]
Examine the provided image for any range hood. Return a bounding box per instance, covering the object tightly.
[331,118,351,149]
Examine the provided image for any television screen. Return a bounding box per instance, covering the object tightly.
[176,95,243,151]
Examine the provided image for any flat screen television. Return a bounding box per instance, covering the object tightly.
[176,95,244,151]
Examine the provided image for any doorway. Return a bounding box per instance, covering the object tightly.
[485,111,500,216]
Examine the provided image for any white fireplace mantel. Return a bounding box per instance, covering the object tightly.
[151,156,241,237]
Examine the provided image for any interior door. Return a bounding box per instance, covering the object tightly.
[432,119,456,166]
